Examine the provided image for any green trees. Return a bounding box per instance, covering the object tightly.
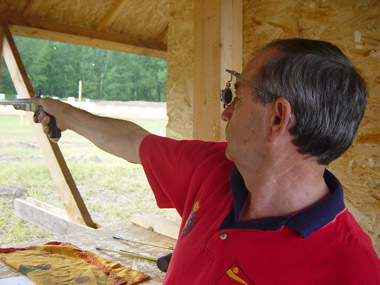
[1,37,167,102]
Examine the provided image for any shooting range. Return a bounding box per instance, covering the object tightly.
[0,0,379,283]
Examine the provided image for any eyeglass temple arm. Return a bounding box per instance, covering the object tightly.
[225,69,258,88]
[225,69,273,97]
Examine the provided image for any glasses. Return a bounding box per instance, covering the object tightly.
[220,69,278,108]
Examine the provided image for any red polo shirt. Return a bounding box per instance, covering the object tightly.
[140,135,380,284]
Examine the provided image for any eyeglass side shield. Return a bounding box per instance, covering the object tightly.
[220,69,236,108]
[220,87,233,108]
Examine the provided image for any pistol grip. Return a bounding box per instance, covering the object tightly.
[46,113,61,142]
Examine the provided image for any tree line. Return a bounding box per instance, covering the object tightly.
[1,36,167,102]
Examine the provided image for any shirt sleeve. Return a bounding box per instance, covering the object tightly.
[139,134,231,217]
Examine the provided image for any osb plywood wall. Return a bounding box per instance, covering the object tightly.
[166,0,380,254]
[243,0,380,254]
[166,0,194,139]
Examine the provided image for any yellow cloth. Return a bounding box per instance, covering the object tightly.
[0,242,149,284]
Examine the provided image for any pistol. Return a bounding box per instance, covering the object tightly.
[0,98,61,142]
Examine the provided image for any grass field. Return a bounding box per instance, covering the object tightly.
[0,109,167,244]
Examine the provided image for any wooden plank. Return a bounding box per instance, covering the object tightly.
[0,13,167,59]
[25,197,102,229]
[130,212,180,240]
[1,25,35,98]
[1,24,97,228]
[14,198,92,235]
[22,0,40,17]
[193,0,242,141]
[96,0,129,32]
[26,197,69,219]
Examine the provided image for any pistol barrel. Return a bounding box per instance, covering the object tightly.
[0,98,37,112]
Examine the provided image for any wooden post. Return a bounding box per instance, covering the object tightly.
[193,0,242,141]
[1,24,97,228]
[78,80,82,102]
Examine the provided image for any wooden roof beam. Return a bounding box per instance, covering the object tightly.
[22,0,41,17]
[1,14,167,59]
[96,0,130,32]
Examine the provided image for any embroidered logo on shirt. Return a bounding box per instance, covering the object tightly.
[181,201,199,236]
[216,262,254,285]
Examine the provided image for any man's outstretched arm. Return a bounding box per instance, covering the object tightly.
[33,97,150,164]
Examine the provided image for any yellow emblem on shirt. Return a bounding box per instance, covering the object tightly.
[181,201,199,236]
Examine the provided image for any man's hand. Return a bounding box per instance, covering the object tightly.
[33,97,69,135]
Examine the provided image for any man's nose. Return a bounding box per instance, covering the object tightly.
[221,103,234,122]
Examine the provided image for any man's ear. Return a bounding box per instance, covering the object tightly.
[268,98,292,142]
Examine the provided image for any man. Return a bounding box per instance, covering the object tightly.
[35,39,380,284]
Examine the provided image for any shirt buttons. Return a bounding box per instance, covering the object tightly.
[219,233,227,240]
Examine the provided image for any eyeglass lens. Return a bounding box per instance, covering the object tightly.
[222,88,233,106]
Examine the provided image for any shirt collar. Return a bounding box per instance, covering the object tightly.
[224,168,345,239]
[286,169,346,238]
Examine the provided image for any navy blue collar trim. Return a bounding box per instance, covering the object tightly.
[219,168,345,239]
[286,169,345,238]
